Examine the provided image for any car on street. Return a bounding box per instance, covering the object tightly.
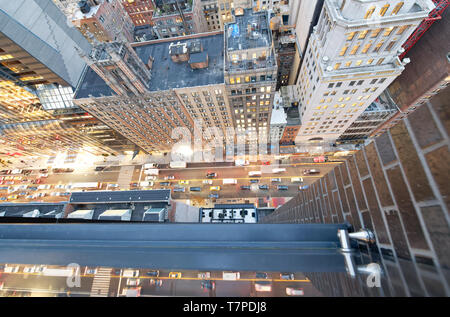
[291,177,304,183]
[39,169,49,173]
[258,185,269,190]
[18,192,28,196]
[201,280,215,291]
[210,186,221,191]
[146,270,159,277]
[277,185,289,191]
[85,268,97,275]
[178,180,189,185]
[261,161,271,165]
[255,281,272,292]
[123,269,139,278]
[4,266,20,273]
[280,273,295,280]
[160,182,170,186]
[35,266,47,274]
[173,187,185,192]
[23,266,36,274]
[145,176,157,181]
[206,172,217,178]
[0,197,6,201]
[149,279,163,287]
[303,169,320,175]
[256,272,268,279]
[240,185,251,190]
[107,184,119,189]
[169,272,182,279]
[94,166,105,172]
[126,278,141,286]
[190,187,201,192]
[250,179,259,184]
[286,287,304,296]
[209,193,219,199]
[25,195,34,199]
[39,173,48,178]
[164,175,175,180]
[299,185,309,190]
[202,179,213,185]
[272,168,286,173]
[271,178,281,182]
[28,186,38,191]
[7,195,18,200]
[198,272,211,279]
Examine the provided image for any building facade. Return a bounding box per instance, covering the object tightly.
[152,0,208,38]
[371,5,450,137]
[262,84,450,296]
[224,8,278,148]
[337,89,399,144]
[71,0,135,43]
[121,0,154,26]
[294,0,434,146]
[74,33,234,154]
[0,0,131,157]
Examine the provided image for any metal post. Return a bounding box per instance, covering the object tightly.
[337,229,352,252]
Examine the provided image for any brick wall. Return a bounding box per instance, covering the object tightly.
[262,85,450,296]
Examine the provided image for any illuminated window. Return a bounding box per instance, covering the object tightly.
[236,77,241,84]
[245,76,250,82]
[358,30,369,39]
[334,63,341,70]
[229,77,235,84]
[345,61,352,67]
[377,58,385,65]
[0,54,13,60]
[373,41,385,52]
[397,25,409,35]
[380,4,390,16]
[367,59,374,65]
[383,27,395,37]
[364,6,376,19]
[346,32,357,41]
[355,60,363,66]
[371,28,382,38]
[339,45,349,56]
[392,2,404,15]
[350,44,360,55]
[361,43,372,54]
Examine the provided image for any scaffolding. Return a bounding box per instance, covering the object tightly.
[399,0,449,59]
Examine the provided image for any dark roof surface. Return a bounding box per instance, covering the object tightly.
[134,34,224,91]
[75,33,225,98]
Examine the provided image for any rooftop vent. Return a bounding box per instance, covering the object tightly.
[169,42,189,63]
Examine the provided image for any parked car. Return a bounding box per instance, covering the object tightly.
[280,273,295,280]
[286,287,304,296]
[202,179,213,185]
[250,179,259,184]
[206,172,217,178]
[23,266,36,274]
[256,272,268,279]
[146,270,159,277]
[210,186,221,191]
[303,169,320,175]
[178,180,189,185]
[299,185,309,190]
[94,166,105,172]
[169,272,182,279]
[209,193,219,199]
[271,178,282,183]
[126,278,141,286]
[258,185,269,190]
[240,185,251,190]
[201,280,215,291]
[189,187,201,192]
[149,279,163,287]
[164,175,175,180]
[173,187,185,192]
[277,185,289,191]
[160,182,170,186]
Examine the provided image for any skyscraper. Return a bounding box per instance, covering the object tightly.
[294,0,434,146]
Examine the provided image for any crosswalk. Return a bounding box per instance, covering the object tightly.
[117,166,135,189]
[90,267,112,297]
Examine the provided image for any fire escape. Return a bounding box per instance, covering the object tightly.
[399,0,449,59]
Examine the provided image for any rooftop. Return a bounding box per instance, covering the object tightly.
[75,33,225,98]
[226,9,271,52]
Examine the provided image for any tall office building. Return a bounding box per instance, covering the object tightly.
[69,0,135,43]
[0,0,132,156]
[152,0,208,38]
[224,8,277,147]
[74,33,234,154]
[294,0,435,146]
[121,0,154,26]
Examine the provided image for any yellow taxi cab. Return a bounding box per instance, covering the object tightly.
[169,272,182,279]
[210,186,221,191]
[8,195,18,200]
[178,180,189,185]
